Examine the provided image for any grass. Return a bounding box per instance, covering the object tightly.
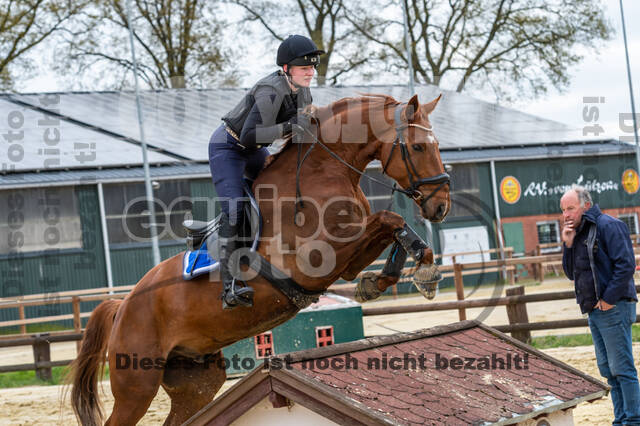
[530,323,640,350]
[0,323,74,336]
[0,366,69,388]
[0,364,110,389]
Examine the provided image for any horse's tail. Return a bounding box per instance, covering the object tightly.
[68,298,122,426]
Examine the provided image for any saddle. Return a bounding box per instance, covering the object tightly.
[182,179,260,279]
[181,179,323,309]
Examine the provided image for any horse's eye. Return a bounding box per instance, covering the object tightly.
[412,144,425,152]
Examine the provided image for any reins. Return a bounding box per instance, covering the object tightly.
[292,102,450,224]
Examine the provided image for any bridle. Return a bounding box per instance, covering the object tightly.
[380,104,450,210]
[293,102,450,220]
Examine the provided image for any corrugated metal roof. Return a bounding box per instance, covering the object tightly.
[0,163,211,189]
[0,97,181,172]
[1,84,598,173]
[440,139,635,163]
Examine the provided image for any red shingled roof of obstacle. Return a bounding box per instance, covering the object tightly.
[185,320,608,425]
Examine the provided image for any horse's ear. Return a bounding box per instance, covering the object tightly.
[422,94,442,115]
[403,94,420,122]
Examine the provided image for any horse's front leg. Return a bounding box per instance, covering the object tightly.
[337,210,441,302]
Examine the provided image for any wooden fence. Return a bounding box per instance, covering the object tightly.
[1,247,639,378]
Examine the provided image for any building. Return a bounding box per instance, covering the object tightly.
[223,294,363,376]
[1,86,637,322]
[184,320,608,425]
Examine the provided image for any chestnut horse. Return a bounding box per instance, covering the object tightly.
[68,93,450,425]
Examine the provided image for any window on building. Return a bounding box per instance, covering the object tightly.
[254,332,274,358]
[103,180,191,245]
[0,187,82,254]
[316,326,334,347]
[359,169,394,212]
[537,221,561,253]
[619,213,639,235]
[448,164,481,218]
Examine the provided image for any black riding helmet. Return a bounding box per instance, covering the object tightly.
[277,35,325,68]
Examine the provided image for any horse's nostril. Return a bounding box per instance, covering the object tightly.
[436,204,446,219]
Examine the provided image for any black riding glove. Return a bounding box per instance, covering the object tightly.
[287,110,312,143]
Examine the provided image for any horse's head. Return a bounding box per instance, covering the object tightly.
[378,94,450,222]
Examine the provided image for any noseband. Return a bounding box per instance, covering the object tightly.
[381,104,450,210]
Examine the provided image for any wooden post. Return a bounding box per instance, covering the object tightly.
[505,286,531,343]
[18,305,26,335]
[453,260,466,321]
[33,334,52,381]
[536,245,544,283]
[506,250,515,285]
[72,296,82,353]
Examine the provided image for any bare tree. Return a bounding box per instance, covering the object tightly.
[345,0,613,100]
[231,0,370,86]
[0,0,85,90]
[58,0,234,89]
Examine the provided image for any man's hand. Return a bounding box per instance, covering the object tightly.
[561,220,576,248]
[595,299,615,311]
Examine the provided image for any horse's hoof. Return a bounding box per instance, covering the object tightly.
[355,271,381,303]
[413,264,442,300]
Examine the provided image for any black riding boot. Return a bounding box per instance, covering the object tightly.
[218,213,254,309]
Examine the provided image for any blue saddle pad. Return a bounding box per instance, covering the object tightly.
[182,241,219,280]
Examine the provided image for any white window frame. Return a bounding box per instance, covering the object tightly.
[618,213,639,235]
[536,220,561,253]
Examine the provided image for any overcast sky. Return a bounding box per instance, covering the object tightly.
[512,0,640,140]
[20,0,639,141]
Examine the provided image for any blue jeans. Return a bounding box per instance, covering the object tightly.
[589,300,640,425]
[208,125,269,223]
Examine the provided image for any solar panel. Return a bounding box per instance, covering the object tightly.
[2,84,604,171]
[0,98,179,172]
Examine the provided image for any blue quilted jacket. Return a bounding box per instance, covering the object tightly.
[562,204,637,313]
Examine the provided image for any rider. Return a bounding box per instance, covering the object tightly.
[209,34,325,310]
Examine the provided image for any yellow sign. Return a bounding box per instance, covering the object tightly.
[622,169,639,194]
[500,176,521,204]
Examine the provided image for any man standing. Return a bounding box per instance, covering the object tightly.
[561,185,640,425]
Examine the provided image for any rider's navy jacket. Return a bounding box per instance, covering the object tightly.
[562,204,637,313]
[222,70,312,149]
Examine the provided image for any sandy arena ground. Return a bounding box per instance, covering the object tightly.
[0,277,637,424]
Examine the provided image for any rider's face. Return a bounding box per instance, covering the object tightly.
[286,65,315,87]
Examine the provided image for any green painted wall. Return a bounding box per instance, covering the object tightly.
[189,179,218,222]
[109,243,184,285]
[108,179,216,285]
[429,163,500,289]
[496,155,639,217]
[222,305,364,375]
[0,186,107,323]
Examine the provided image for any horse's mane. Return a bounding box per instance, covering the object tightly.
[262,93,399,170]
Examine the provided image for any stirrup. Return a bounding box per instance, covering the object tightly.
[221,279,254,310]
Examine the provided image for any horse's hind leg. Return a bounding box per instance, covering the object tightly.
[106,361,164,426]
[161,352,226,425]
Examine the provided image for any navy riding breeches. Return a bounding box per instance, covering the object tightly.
[208,124,269,223]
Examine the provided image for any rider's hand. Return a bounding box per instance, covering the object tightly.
[289,110,312,130]
[561,221,576,248]
[288,110,312,143]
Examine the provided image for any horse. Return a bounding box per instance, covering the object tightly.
[68,93,451,425]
